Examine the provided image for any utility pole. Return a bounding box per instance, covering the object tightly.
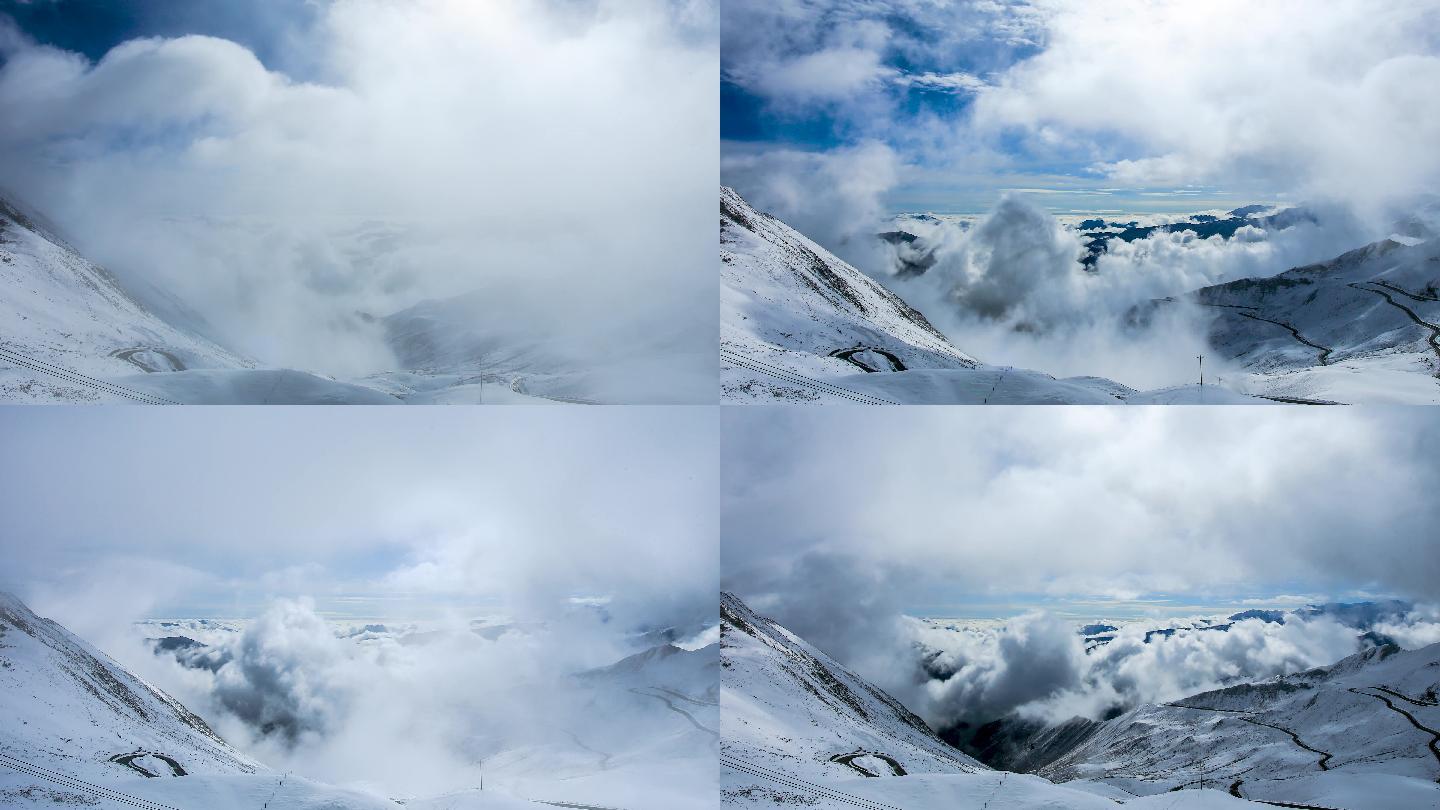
[1197,354,1205,405]
[479,757,484,792]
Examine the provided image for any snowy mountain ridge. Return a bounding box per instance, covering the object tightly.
[1191,235,1440,403]
[1041,642,1440,807]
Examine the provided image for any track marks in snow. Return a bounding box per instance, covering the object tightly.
[979,772,1007,810]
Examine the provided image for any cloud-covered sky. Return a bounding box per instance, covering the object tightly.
[723,406,1440,616]
[0,406,717,635]
[0,0,718,398]
[723,0,1440,216]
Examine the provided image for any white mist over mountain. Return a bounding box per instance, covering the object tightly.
[0,0,718,398]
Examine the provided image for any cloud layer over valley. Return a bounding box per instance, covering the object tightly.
[723,407,1440,731]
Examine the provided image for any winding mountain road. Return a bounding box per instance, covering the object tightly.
[829,750,907,777]
[1240,717,1333,770]
[1371,686,1440,707]
[1372,280,1440,303]
[560,729,613,771]
[1235,312,1334,366]
[830,347,906,373]
[1348,282,1440,373]
[1347,686,1440,774]
[628,687,718,744]
[1163,704,1333,772]
[108,751,186,778]
[110,347,185,373]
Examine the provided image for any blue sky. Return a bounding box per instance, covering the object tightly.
[719,0,1171,215]
[721,1,1440,220]
[0,0,320,75]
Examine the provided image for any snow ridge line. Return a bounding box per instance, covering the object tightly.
[0,751,182,810]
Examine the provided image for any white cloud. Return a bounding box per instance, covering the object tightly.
[1,407,718,631]
[721,140,899,268]
[0,0,718,394]
[970,0,1440,214]
[722,408,1440,604]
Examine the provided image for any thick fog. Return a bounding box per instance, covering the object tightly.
[0,0,718,399]
[723,407,1440,731]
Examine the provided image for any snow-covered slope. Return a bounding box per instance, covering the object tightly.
[0,592,410,809]
[720,592,982,780]
[0,592,255,779]
[719,593,1261,808]
[1193,236,1440,404]
[1041,642,1440,807]
[0,194,254,402]
[720,188,1271,405]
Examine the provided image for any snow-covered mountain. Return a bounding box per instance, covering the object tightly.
[1041,642,1440,808]
[720,188,1268,405]
[0,192,662,404]
[0,194,255,402]
[719,593,1260,809]
[1189,236,1440,404]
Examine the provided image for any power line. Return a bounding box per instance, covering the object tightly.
[721,349,899,405]
[0,346,181,405]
